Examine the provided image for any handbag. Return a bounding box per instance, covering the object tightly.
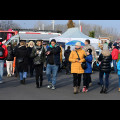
[75,51,87,70]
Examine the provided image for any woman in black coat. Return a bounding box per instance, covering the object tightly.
[27,41,35,77]
[98,48,112,94]
[14,41,29,84]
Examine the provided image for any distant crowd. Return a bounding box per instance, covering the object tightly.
[0,37,120,94]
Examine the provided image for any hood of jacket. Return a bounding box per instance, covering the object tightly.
[101,50,111,57]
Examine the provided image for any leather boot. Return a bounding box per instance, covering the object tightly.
[23,78,26,85]
[100,85,104,94]
[73,87,78,94]
[36,82,39,88]
[40,81,43,87]
[77,86,80,93]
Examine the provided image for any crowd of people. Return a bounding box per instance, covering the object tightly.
[0,37,120,94]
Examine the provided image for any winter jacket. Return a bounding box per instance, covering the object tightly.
[111,48,119,60]
[27,46,34,64]
[46,45,61,65]
[83,44,97,61]
[69,48,86,74]
[98,50,112,73]
[84,55,93,73]
[6,45,14,61]
[117,60,120,75]
[64,49,71,62]
[30,45,45,65]
[0,42,8,60]
[14,45,29,72]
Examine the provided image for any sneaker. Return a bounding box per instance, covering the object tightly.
[82,87,86,93]
[51,85,56,90]
[0,81,3,84]
[7,74,11,77]
[85,88,88,92]
[47,83,52,89]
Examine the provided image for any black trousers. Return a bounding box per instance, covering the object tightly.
[34,64,43,84]
[28,62,34,76]
[65,61,71,74]
[83,73,91,89]
[73,73,82,87]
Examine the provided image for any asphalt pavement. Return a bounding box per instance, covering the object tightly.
[0,69,120,100]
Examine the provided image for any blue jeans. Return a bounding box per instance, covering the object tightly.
[19,72,27,80]
[0,60,4,81]
[46,64,59,86]
[113,60,117,73]
[100,72,109,88]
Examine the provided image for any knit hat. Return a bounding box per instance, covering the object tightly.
[75,42,81,48]
[87,49,92,55]
[113,43,117,47]
[51,39,56,43]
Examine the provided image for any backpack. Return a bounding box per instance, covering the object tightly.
[0,44,4,57]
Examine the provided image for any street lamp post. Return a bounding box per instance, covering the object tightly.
[51,20,55,31]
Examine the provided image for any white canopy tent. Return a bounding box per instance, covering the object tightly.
[50,27,100,50]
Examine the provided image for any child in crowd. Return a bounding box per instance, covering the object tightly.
[83,49,93,93]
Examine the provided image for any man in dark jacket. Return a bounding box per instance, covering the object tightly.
[46,39,61,90]
[30,40,45,88]
[64,46,71,74]
[98,47,112,94]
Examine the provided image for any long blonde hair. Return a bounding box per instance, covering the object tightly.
[28,41,35,47]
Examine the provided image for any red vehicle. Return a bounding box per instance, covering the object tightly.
[0,29,18,44]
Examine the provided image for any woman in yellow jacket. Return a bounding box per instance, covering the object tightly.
[69,42,86,94]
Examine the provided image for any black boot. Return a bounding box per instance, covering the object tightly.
[100,86,104,94]
[40,81,43,87]
[103,87,108,94]
[23,78,26,85]
[20,80,23,84]
[36,82,39,88]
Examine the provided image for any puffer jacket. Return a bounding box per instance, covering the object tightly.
[98,50,112,73]
[69,48,86,74]
[84,54,93,73]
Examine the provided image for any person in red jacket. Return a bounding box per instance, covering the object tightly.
[111,43,119,73]
[0,38,8,83]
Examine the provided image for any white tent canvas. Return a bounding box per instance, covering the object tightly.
[50,27,99,50]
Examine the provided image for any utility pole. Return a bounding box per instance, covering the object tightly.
[42,24,44,30]
[52,20,55,31]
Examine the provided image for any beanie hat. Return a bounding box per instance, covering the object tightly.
[51,39,56,43]
[87,49,92,55]
[75,42,81,48]
[113,43,117,47]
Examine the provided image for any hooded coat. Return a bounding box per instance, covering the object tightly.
[69,48,86,74]
[14,45,29,72]
[98,50,112,73]
[84,54,93,73]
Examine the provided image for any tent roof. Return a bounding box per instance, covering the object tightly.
[58,27,95,39]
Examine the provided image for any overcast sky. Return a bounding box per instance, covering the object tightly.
[13,20,120,34]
